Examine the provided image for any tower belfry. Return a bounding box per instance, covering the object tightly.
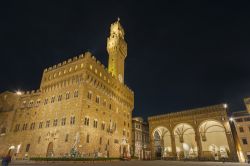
[107,18,127,83]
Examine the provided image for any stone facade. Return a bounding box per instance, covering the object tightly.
[148,104,238,161]
[131,117,150,160]
[232,107,250,162]
[0,19,134,159]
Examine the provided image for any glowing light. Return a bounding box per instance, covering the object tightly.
[229,117,234,121]
[16,91,22,95]
[183,143,190,151]
[223,104,228,108]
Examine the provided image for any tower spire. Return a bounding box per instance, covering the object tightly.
[107,19,127,83]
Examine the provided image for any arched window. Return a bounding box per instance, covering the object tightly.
[65,134,69,142]
[87,91,92,100]
[74,90,79,98]
[66,92,70,100]
[96,96,100,104]
[1,127,6,134]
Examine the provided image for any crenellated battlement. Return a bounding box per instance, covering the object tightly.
[86,53,134,94]
[22,89,41,96]
[44,53,86,73]
[42,51,133,95]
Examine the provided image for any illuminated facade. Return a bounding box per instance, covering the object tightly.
[0,19,134,159]
[131,117,150,160]
[231,99,250,162]
[148,104,238,161]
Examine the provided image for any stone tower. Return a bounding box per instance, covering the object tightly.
[107,18,127,83]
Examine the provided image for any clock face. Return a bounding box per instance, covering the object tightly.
[118,74,123,83]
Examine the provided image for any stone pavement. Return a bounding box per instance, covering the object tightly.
[7,160,250,166]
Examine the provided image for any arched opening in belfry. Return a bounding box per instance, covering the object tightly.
[174,123,197,159]
[199,120,230,160]
[46,142,54,157]
[153,126,171,159]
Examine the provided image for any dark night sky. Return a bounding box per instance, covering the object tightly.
[1,1,250,119]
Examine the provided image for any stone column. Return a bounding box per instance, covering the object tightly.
[170,131,177,157]
[224,121,239,162]
[160,137,164,158]
[225,130,238,161]
[150,135,155,160]
[195,128,202,159]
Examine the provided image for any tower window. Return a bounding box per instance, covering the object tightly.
[51,96,55,103]
[29,100,34,107]
[87,91,92,100]
[26,144,30,152]
[239,127,244,132]
[66,92,70,100]
[242,138,248,145]
[30,123,35,130]
[70,116,75,125]
[46,121,50,128]
[93,120,98,128]
[36,100,41,106]
[58,95,62,101]
[65,134,69,142]
[86,134,90,143]
[61,118,66,126]
[100,137,102,145]
[44,98,48,105]
[101,122,105,130]
[96,96,100,104]
[22,123,28,130]
[84,117,89,126]
[53,119,58,126]
[74,90,79,98]
[15,124,20,132]
[39,122,43,129]
[1,127,6,134]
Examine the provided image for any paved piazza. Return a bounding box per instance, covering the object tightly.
[8,160,250,166]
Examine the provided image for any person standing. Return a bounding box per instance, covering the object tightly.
[1,155,11,166]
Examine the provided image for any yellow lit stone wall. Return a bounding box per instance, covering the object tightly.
[0,20,134,158]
